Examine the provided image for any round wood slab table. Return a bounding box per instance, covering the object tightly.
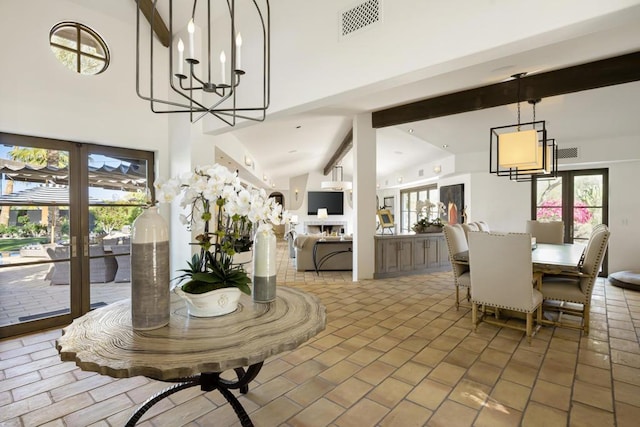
[57,286,326,426]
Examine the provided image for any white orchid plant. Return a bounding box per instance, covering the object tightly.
[414,199,446,231]
[155,164,287,295]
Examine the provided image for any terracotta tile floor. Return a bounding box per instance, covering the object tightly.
[1,241,640,426]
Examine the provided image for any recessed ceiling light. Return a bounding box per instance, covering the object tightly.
[394,151,403,155]
[408,128,414,133]
[442,144,449,148]
[288,149,297,154]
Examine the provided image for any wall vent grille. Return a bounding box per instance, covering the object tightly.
[341,0,381,36]
[558,147,578,159]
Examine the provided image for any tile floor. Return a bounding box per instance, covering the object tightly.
[1,241,640,426]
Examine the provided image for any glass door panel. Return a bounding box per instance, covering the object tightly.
[86,148,150,308]
[0,142,75,334]
[535,177,563,222]
[572,174,604,244]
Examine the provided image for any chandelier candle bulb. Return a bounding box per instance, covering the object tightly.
[177,39,184,75]
[235,32,242,69]
[220,51,226,84]
[187,19,195,59]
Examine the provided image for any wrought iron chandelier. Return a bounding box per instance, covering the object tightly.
[489,73,557,181]
[136,0,270,125]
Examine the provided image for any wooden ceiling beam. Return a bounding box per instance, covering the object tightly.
[323,129,353,176]
[372,51,640,129]
[136,0,171,48]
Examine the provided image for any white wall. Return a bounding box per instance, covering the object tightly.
[249,0,640,122]
[0,0,168,153]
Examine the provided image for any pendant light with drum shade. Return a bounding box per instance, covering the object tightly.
[489,73,557,181]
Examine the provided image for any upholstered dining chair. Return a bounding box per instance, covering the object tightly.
[468,231,543,343]
[540,225,610,334]
[443,224,471,310]
[461,222,480,241]
[526,220,564,244]
[475,221,490,232]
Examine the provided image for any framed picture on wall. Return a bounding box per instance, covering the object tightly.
[383,196,394,211]
[440,184,464,224]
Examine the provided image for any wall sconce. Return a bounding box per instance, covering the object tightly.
[244,156,252,167]
[295,189,299,200]
[433,165,442,174]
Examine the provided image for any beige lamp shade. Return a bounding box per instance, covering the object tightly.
[317,208,329,219]
[498,129,539,168]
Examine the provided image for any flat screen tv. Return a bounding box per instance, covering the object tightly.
[307,191,344,215]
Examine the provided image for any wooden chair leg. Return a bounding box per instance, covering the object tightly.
[526,312,533,344]
[471,302,478,332]
[583,303,590,335]
[455,286,460,310]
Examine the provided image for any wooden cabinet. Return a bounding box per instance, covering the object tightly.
[374,233,450,279]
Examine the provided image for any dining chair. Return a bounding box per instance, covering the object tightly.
[443,224,471,310]
[525,220,564,244]
[475,221,490,232]
[461,222,480,241]
[468,231,543,343]
[540,225,610,334]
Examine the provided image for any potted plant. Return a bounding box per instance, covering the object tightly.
[155,164,285,316]
[412,200,445,233]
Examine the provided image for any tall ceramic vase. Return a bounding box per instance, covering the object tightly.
[253,227,277,303]
[131,206,170,330]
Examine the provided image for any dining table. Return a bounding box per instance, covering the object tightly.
[453,242,586,275]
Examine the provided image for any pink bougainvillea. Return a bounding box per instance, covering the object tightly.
[537,199,592,224]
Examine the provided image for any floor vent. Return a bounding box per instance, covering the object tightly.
[558,147,578,159]
[341,0,381,37]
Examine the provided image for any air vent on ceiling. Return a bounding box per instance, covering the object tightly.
[341,0,381,37]
[558,147,578,159]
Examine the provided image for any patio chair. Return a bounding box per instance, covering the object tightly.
[46,246,70,285]
[89,246,117,283]
[111,244,131,283]
[443,224,471,310]
[468,231,543,344]
[541,225,610,334]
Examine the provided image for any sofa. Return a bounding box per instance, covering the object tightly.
[294,235,353,272]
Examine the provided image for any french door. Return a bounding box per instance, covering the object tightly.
[531,169,609,274]
[0,133,154,338]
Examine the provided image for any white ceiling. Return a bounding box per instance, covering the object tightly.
[222,15,640,188]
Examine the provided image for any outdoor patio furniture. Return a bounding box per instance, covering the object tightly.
[89,246,117,283]
[46,246,70,286]
[111,244,131,283]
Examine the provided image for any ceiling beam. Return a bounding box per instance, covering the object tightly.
[323,129,353,176]
[136,0,171,48]
[372,51,640,129]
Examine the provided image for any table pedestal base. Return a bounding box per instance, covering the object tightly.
[126,362,264,427]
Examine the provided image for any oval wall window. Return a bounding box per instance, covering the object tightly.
[50,21,110,75]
